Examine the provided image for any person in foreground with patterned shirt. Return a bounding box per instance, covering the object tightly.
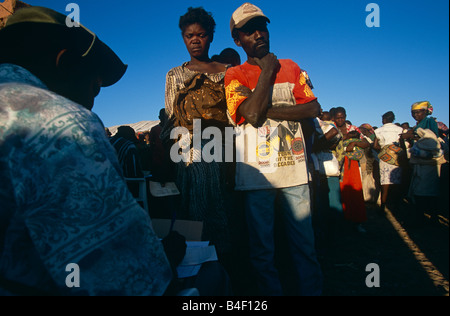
[0,6,172,295]
[225,3,323,296]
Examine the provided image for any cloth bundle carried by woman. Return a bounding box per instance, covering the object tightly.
[333,136,364,173]
[343,138,365,161]
[378,143,405,166]
[172,73,229,133]
[409,127,446,165]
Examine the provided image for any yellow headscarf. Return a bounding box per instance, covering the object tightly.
[411,101,433,115]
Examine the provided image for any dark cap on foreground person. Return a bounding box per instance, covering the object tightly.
[230,2,270,34]
[0,6,127,109]
[0,6,127,87]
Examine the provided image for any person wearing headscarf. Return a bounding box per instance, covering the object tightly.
[359,123,376,143]
[411,101,439,136]
[401,101,440,157]
[402,101,445,226]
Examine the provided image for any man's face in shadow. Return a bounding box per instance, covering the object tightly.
[235,17,270,59]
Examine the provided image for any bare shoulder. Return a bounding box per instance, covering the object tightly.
[211,61,228,73]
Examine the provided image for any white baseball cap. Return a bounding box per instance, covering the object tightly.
[230,3,270,34]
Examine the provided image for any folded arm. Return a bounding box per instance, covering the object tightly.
[266,99,321,121]
[237,54,280,127]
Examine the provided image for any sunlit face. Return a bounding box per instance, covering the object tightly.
[411,109,427,123]
[235,18,270,59]
[182,23,212,60]
[333,111,347,128]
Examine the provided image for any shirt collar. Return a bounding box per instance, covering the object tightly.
[0,63,48,90]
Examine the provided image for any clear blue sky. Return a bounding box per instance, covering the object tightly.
[25,0,449,129]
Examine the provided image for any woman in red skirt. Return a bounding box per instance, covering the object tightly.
[331,107,371,232]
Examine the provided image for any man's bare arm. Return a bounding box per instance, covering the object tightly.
[267,99,321,121]
[237,53,280,127]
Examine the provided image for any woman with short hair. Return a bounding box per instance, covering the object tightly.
[161,7,233,258]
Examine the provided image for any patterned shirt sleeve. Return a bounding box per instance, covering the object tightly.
[0,82,172,295]
[225,67,248,125]
[291,60,316,104]
[164,69,177,118]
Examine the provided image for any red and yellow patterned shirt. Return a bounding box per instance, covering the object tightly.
[225,59,316,125]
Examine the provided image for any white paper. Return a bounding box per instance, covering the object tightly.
[176,244,218,279]
[149,181,180,197]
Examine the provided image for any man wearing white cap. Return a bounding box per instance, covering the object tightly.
[225,3,323,295]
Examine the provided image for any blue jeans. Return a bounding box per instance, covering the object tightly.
[244,184,323,296]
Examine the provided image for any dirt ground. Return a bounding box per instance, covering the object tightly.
[157,164,449,297]
[318,200,449,296]
[228,183,449,297]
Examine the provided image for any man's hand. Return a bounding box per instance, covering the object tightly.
[236,53,280,127]
[254,53,280,77]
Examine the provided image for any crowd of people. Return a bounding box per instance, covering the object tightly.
[310,106,448,245]
[0,3,448,297]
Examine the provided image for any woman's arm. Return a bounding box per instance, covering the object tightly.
[346,138,370,152]
[373,137,381,151]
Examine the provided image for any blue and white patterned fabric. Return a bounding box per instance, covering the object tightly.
[0,64,172,295]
